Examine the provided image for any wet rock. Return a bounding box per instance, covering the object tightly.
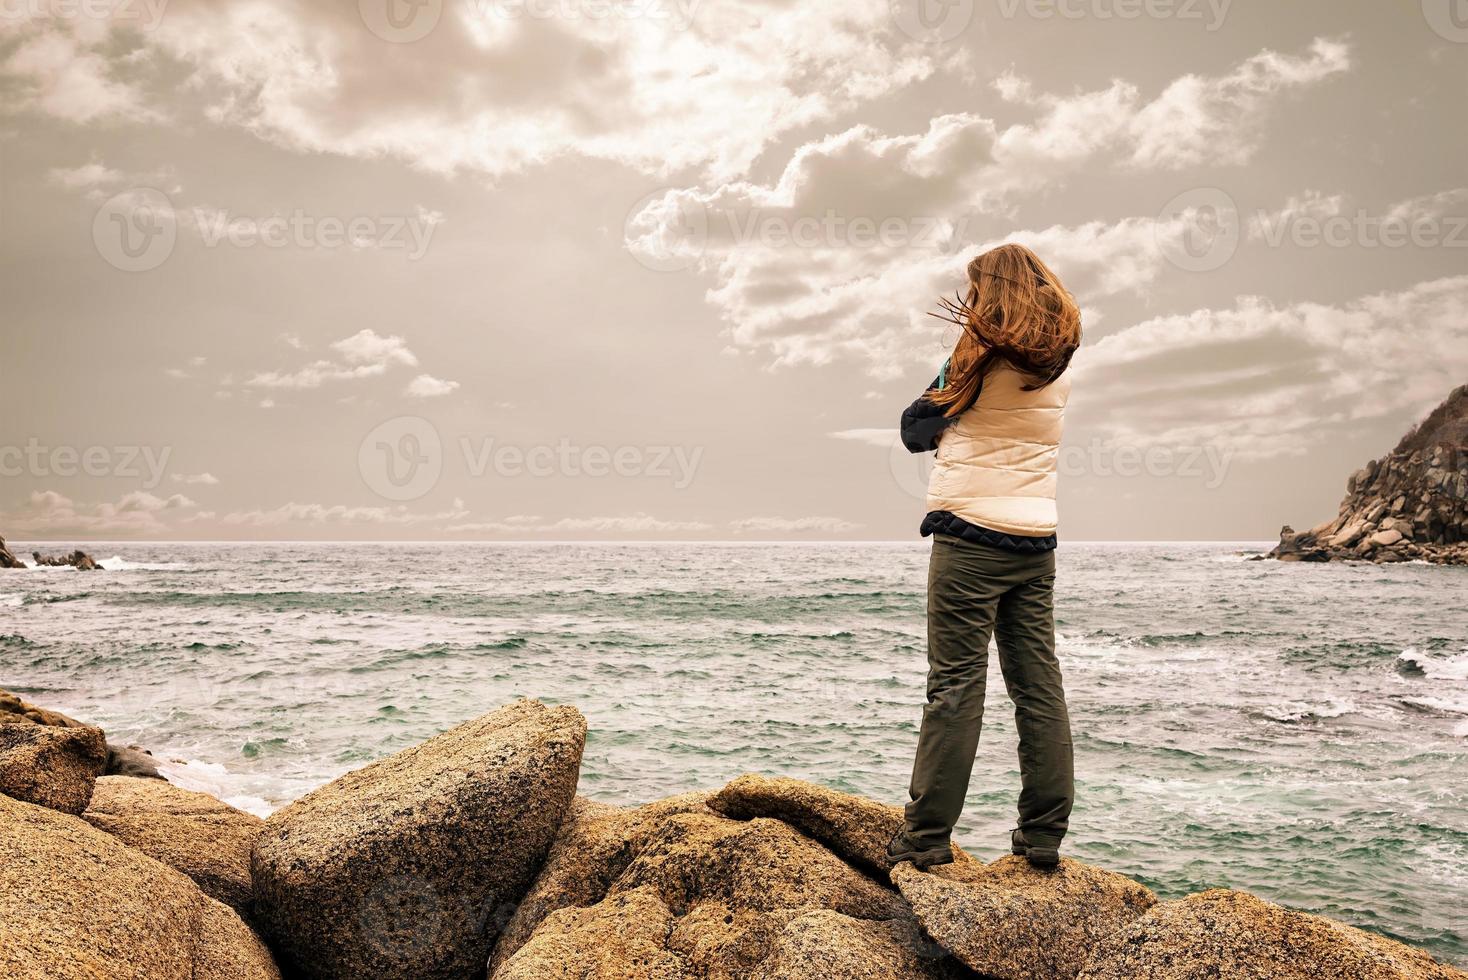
[252,699,586,980]
[107,741,167,779]
[0,721,107,814]
[0,535,23,568]
[0,793,279,979]
[491,791,715,972]
[84,775,264,915]
[1076,889,1467,980]
[893,855,1157,980]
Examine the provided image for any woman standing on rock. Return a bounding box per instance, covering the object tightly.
[887,243,1082,871]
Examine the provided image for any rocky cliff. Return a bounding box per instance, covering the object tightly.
[1271,383,1468,564]
[2,690,1464,980]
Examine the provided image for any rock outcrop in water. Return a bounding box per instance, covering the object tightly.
[1271,383,1468,564]
[30,549,102,570]
[0,535,24,568]
[1,693,1465,980]
[0,687,166,781]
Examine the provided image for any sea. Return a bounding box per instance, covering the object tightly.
[1,541,1464,964]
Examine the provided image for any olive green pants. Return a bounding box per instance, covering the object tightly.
[904,534,1074,848]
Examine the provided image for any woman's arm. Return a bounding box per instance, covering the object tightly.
[900,374,953,454]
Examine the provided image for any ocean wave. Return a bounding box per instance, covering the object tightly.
[1397,649,1468,682]
[154,758,275,818]
[1256,699,1360,723]
[1398,695,1468,717]
[98,556,191,571]
[0,593,21,607]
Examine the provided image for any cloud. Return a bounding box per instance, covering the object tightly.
[3,489,197,536]
[404,374,460,399]
[1126,37,1351,169]
[729,516,860,533]
[12,0,944,182]
[2,26,158,124]
[627,39,1353,377]
[170,472,220,485]
[218,498,469,527]
[446,513,712,534]
[47,160,122,189]
[828,428,897,448]
[1075,275,1468,459]
[245,329,419,390]
[1248,190,1347,240]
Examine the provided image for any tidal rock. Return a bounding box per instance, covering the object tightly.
[491,791,715,971]
[252,699,586,980]
[84,775,264,915]
[0,721,107,814]
[107,741,167,779]
[0,793,279,980]
[1076,889,1467,980]
[0,535,23,568]
[709,773,911,879]
[893,855,1157,980]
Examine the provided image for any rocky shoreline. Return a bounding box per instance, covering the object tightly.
[1,691,1463,979]
[0,535,102,570]
[1270,384,1468,565]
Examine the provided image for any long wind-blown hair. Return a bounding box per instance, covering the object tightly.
[927,243,1082,418]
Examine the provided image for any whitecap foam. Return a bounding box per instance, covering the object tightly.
[1398,648,1468,682]
[1398,695,1468,717]
[155,758,277,818]
[0,593,20,607]
[1257,698,1359,723]
[97,556,189,571]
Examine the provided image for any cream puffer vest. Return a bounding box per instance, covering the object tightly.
[925,362,1070,536]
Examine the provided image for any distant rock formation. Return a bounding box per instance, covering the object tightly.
[1270,384,1468,564]
[30,549,101,570]
[0,536,23,569]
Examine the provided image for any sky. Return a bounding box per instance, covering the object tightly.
[1,0,1466,541]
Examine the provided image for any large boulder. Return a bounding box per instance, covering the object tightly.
[84,775,264,915]
[893,855,1157,980]
[252,699,586,980]
[0,535,23,568]
[1077,889,1468,980]
[0,721,107,814]
[1,686,168,780]
[0,687,90,727]
[709,773,909,879]
[493,810,960,979]
[491,791,715,971]
[753,909,965,980]
[0,792,279,979]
